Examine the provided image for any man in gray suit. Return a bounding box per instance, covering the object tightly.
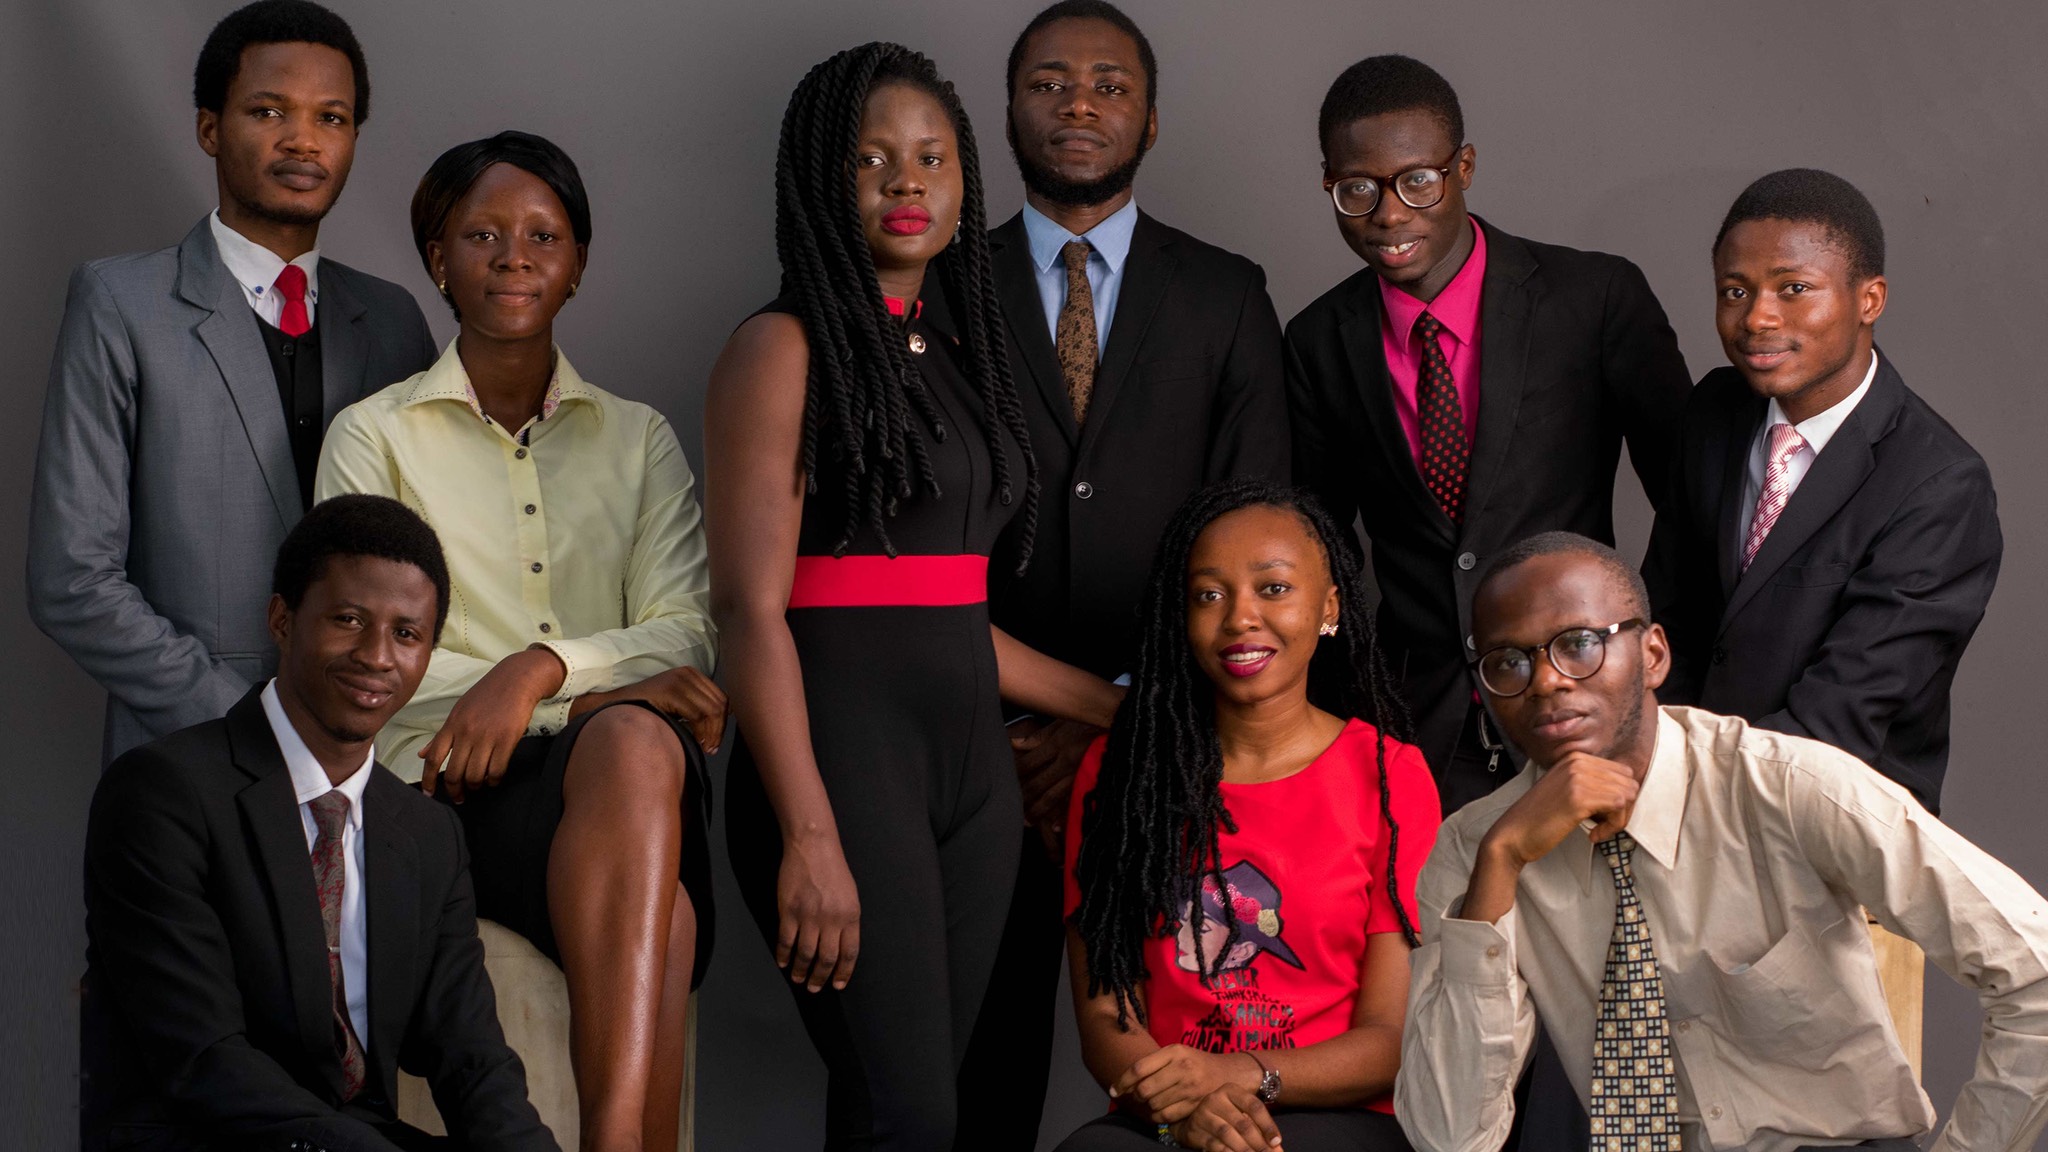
[29,0,436,764]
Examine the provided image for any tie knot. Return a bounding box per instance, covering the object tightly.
[274,262,307,299]
[1061,239,1091,274]
[309,789,349,840]
[1595,829,1636,866]
[1415,312,1443,341]
[1766,421,1806,461]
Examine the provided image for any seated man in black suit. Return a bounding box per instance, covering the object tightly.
[1286,55,1693,818]
[1645,168,2001,813]
[83,494,557,1152]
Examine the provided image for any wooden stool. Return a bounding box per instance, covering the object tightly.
[1868,916,1923,1079]
[396,920,696,1150]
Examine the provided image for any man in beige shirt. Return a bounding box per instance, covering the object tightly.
[1398,530,2048,1152]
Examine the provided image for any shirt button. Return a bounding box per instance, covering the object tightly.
[1457,551,1477,571]
[531,562,543,573]
[524,504,537,515]
[1675,1019,1689,1033]
[538,622,552,633]
[515,447,528,460]
[1074,481,1093,499]
[1709,1105,1722,1120]
[1485,945,1500,959]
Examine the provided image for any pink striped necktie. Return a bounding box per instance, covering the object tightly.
[1742,422,1807,571]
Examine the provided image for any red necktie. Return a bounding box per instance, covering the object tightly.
[1414,313,1470,523]
[309,791,367,1100]
[274,264,311,338]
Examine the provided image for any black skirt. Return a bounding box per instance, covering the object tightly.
[443,699,714,988]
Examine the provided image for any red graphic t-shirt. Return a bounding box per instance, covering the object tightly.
[1063,719,1441,1115]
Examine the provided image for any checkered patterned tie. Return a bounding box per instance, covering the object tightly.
[1589,831,1678,1151]
[1742,423,1806,571]
[309,791,367,1101]
[1414,313,1470,523]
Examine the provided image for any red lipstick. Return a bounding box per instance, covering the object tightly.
[881,205,932,235]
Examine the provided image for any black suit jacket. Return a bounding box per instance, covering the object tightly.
[988,210,1291,678]
[1286,219,1692,812]
[1644,355,2000,811]
[82,689,557,1152]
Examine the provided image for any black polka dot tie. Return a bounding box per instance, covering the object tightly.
[1414,313,1469,524]
[1590,831,1679,1152]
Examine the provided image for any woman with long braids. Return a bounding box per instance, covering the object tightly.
[704,43,1121,1149]
[1055,480,1439,1152]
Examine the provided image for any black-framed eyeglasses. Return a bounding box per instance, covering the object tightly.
[1323,145,1464,218]
[1472,619,1645,698]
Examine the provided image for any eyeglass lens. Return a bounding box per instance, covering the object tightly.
[1478,628,1609,696]
[1331,167,1447,217]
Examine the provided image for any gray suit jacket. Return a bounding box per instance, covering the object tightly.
[29,216,437,764]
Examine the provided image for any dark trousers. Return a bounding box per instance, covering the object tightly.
[1053,1107,1412,1152]
[955,826,1067,1151]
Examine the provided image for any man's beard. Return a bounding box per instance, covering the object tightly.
[1011,127,1149,209]
[1601,663,1649,764]
[232,187,330,229]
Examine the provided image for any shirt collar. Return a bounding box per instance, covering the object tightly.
[1022,198,1140,277]
[403,338,600,429]
[1378,216,1487,350]
[1621,707,1692,872]
[1762,347,1879,458]
[210,209,320,305]
[259,680,372,830]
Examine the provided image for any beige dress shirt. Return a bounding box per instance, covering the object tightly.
[314,341,716,779]
[1398,706,2048,1152]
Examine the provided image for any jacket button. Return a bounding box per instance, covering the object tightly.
[1457,551,1477,571]
[515,447,528,460]
[524,503,537,515]
[1712,646,1727,666]
[1074,481,1093,499]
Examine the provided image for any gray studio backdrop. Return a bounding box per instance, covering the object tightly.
[4,1,2045,1147]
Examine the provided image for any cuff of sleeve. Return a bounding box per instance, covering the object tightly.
[527,696,573,739]
[1439,910,1518,986]
[535,638,608,700]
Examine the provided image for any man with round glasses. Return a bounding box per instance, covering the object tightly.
[1399,530,2048,1152]
[1283,54,1694,818]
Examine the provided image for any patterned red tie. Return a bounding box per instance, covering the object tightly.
[308,791,366,1100]
[1742,423,1807,571]
[1414,313,1470,523]
[274,263,311,338]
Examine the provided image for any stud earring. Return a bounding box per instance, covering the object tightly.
[437,280,448,296]
[1318,622,1339,637]
[568,282,579,299]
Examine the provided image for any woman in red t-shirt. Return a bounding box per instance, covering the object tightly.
[1057,480,1440,1152]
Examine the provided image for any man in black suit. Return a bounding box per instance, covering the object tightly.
[83,495,557,1152]
[1645,169,2000,813]
[970,1,1290,1142]
[1287,55,1692,816]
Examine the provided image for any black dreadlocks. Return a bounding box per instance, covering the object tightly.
[774,42,1039,567]
[1071,479,1419,1028]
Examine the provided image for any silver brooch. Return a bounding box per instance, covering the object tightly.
[908,332,927,354]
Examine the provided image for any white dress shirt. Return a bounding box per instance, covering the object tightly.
[1398,705,2048,1152]
[260,680,372,1048]
[1021,198,1139,358]
[1738,350,1878,544]
[210,210,321,329]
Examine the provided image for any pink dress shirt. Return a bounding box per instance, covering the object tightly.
[1378,219,1487,468]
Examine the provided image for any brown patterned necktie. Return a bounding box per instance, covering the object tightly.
[1414,312,1470,523]
[309,791,367,1101]
[1589,831,1679,1151]
[1055,239,1098,424]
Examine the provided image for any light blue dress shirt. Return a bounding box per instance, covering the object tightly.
[1021,198,1139,360]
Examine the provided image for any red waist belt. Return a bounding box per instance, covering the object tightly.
[787,554,989,609]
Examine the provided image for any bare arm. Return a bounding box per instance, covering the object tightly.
[704,313,861,993]
[1067,926,1161,1095]
[993,625,1121,729]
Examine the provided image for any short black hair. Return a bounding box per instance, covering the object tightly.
[1318,54,1463,155]
[1714,168,1886,282]
[411,131,592,309]
[274,495,451,641]
[1478,531,1650,621]
[194,0,371,125]
[1006,0,1158,110]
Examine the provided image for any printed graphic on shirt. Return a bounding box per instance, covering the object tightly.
[1173,860,1303,1051]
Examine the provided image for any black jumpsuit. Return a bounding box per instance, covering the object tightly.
[726,284,1024,1151]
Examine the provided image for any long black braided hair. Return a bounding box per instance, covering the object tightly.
[1071,479,1420,1027]
[773,42,1039,568]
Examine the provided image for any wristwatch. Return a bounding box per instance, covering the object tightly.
[1248,1050,1281,1104]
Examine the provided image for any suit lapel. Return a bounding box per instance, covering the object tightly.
[178,219,300,525]
[363,772,419,1095]
[1082,213,1176,445]
[1461,221,1539,543]
[227,694,343,1095]
[1337,282,1450,541]
[990,215,1076,449]
[1716,391,1769,599]
[318,263,371,422]
[1720,355,1904,627]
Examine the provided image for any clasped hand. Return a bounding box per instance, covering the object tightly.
[1111,1047,1281,1149]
